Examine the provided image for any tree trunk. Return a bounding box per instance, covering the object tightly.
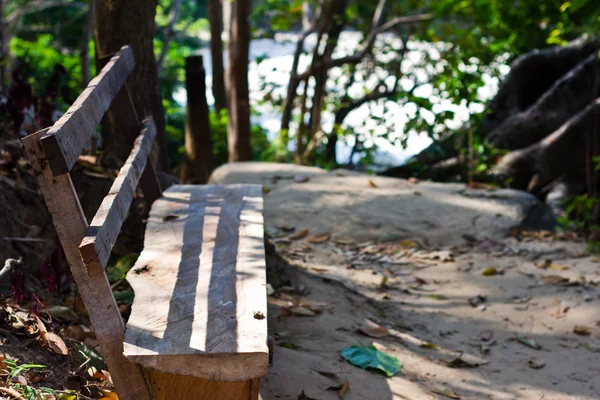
[80,0,94,88]
[0,0,8,95]
[226,0,251,162]
[182,56,215,183]
[94,0,170,171]
[207,0,227,112]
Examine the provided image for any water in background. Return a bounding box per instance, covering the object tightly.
[175,31,508,166]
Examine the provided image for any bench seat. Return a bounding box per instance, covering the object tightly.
[124,184,269,382]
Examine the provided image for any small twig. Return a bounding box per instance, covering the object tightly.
[0,386,25,400]
[1,237,52,242]
[0,257,23,281]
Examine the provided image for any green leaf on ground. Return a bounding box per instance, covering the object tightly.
[341,345,401,377]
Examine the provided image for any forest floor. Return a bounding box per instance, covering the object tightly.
[1,162,600,400]
[261,231,600,400]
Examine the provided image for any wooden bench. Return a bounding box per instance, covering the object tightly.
[22,45,269,400]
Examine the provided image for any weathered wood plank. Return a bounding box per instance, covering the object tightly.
[41,45,135,176]
[79,118,157,277]
[143,368,260,400]
[22,129,151,400]
[124,184,269,382]
[96,52,162,203]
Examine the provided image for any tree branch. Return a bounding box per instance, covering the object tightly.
[157,0,184,75]
[7,1,86,25]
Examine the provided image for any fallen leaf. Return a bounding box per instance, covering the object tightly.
[583,342,600,353]
[98,389,119,400]
[478,330,494,342]
[431,389,461,399]
[289,307,317,317]
[468,295,486,307]
[262,186,271,194]
[289,228,309,240]
[280,342,298,349]
[338,381,350,399]
[441,354,488,368]
[368,179,377,188]
[341,345,401,377]
[550,305,570,319]
[574,325,592,336]
[428,294,448,300]
[513,337,542,350]
[399,240,417,250]
[298,390,319,400]
[294,175,310,183]
[482,267,501,276]
[549,263,569,271]
[46,306,79,322]
[307,232,331,244]
[541,275,570,286]
[419,342,439,350]
[408,177,419,184]
[527,357,546,369]
[414,191,422,196]
[357,320,389,338]
[40,331,68,355]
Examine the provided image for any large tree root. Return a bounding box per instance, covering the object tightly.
[486,49,600,150]
[495,98,600,196]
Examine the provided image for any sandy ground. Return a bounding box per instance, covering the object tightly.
[208,162,600,400]
[260,234,600,400]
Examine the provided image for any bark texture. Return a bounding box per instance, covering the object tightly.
[181,56,215,184]
[94,0,169,170]
[226,0,251,162]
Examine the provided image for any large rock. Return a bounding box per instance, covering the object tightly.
[210,162,555,246]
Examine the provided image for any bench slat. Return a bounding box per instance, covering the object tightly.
[124,184,269,382]
[41,45,135,176]
[79,118,156,277]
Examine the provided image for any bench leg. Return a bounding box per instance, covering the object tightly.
[143,368,260,400]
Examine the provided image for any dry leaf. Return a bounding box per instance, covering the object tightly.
[541,275,570,285]
[289,307,317,317]
[98,389,119,400]
[550,305,570,319]
[513,337,542,350]
[482,267,500,276]
[574,325,592,336]
[408,177,419,184]
[419,342,439,350]
[338,381,350,399]
[527,357,546,369]
[368,179,377,188]
[289,228,309,240]
[307,232,331,244]
[399,240,417,249]
[294,175,310,183]
[40,331,68,355]
[357,320,389,338]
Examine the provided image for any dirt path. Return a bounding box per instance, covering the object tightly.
[260,234,600,400]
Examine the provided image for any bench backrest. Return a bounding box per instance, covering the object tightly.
[22,45,158,399]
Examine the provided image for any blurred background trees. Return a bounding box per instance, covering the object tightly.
[1,0,599,181]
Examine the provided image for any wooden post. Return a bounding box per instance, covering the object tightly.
[184,55,215,184]
[22,130,151,400]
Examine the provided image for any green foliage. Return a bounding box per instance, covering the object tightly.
[2,361,56,400]
[209,109,275,165]
[3,360,46,379]
[106,253,140,284]
[557,194,596,232]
